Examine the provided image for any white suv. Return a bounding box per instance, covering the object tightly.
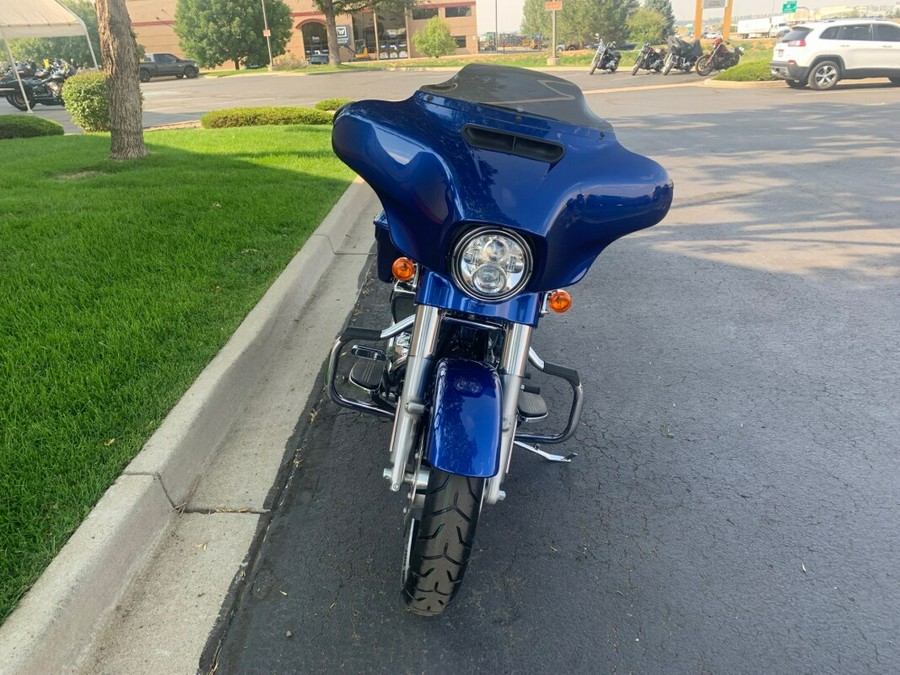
[770,19,900,90]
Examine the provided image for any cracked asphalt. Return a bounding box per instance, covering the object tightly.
[209,81,899,673]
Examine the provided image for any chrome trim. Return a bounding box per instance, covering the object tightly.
[326,338,394,418]
[514,439,577,463]
[486,323,533,505]
[381,314,415,340]
[387,305,441,491]
[528,347,545,371]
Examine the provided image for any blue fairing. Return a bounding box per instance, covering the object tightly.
[332,64,673,295]
[426,359,502,478]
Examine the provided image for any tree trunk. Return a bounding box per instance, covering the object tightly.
[324,4,342,66]
[95,0,147,160]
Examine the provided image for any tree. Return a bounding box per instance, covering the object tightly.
[9,0,101,69]
[174,0,292,70]
[644,0,676,37]
[627,8,668,44]
[522,0,638,48]
[413,17,457,58]
[310,0,418,66]
[95,0,146,160]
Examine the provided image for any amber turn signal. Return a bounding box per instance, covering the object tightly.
[392,257,416,282]
[548,290,572,313]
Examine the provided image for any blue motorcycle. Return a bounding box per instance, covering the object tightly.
[329,64,672,615]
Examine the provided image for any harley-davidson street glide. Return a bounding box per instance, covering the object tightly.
[329,64,673,615]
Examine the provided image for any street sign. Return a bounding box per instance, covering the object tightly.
[263,29,271,37]
[545,1,562,11]
[782,1,797,11]
[703,0,726,7]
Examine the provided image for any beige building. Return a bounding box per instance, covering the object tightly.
[126,0,478,64]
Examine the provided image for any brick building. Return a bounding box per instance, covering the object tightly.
[126,0,478,64]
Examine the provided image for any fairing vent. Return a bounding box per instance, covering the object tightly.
[463,125,564,163]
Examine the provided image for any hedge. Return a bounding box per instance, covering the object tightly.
[0,115,65,139]
[200,106,333,128]
[314,98,354,111]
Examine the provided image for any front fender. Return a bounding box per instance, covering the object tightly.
[425,358,502,478]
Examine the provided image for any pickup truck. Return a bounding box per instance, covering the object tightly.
[139,53,199,82]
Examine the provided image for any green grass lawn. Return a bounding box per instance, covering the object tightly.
[0,126,355,620]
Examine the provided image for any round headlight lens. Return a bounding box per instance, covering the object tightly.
[453,229,532,301]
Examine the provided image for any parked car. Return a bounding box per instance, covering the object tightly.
[139,53,199,82]
[770,18,900,90]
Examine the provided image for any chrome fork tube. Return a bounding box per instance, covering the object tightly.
[486,323,533,505]
[386,304,441,492]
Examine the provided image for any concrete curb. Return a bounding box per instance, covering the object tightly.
[0,177,378,675]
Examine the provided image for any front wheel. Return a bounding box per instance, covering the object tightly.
[696,56,713,76]
[890,76,900,85]
[402,469,484,616]
[808,60,839,90]
[589,56,599,75]
[631,59,641,76]
[662,55,674,75]
[139,69,151,83]
[184,66,199,79]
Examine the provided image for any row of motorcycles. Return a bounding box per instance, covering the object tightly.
[0,59,76,111]
[589,36,744,77]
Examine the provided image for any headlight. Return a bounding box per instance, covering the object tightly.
[451,228,532,301]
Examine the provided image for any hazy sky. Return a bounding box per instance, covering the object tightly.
[474,0,862,32]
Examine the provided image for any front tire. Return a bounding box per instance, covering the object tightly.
[662,55,674,75]
[589,57,599,75]
[139,69,151,83]
[184,66,199,79]
[631,59,641,76]
[888,76,900,85]
[808,60,839,90]
[696,55,713,76]
[402,469,484,616]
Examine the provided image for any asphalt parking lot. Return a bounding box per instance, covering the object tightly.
[6,69,898,673]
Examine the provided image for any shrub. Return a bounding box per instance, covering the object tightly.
[0,115,65,139]
[200,106,334,128]
[272,53,308,71]
[715,60,777,82]
[63,71,110,132]
[314,98,354,111]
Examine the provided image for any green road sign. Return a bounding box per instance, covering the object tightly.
[782,1,797,12]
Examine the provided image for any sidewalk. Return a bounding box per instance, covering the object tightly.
[0,178,381,674]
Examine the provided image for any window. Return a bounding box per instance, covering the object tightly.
[412,8,438,20]
[838,24,871,41]
[820,27,840,40]
[453,35,466,48]
[445,6,472,18]
[874,23,900,42]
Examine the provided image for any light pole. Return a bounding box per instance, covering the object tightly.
[495,0,498,51]
[261,0,274,71]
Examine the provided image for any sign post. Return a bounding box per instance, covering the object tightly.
[545,1,561,66]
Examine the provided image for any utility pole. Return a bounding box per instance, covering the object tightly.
[261,0,274,71]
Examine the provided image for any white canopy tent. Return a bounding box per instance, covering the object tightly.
[0,0,98,112]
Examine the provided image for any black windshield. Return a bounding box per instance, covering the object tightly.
[420,64,611,132]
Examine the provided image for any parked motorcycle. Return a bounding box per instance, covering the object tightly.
[329,64,673,615]
[2,59,74,111]
[588,40,620,74]
[632,42,666,75]
[662,35,703,75]
[696,38,744,75]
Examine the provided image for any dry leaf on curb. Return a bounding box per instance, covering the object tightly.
[104,438,116,446]
[196,542,208,551]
